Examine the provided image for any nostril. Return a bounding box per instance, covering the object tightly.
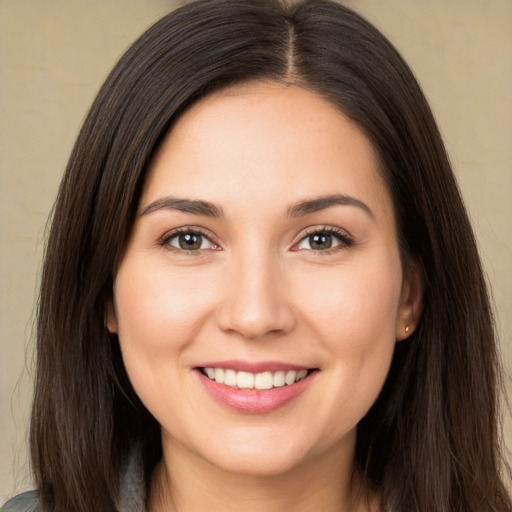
[215,300,296,341]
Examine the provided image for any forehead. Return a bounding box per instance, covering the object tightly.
[142,82,392,222]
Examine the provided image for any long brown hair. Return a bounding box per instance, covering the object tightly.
[31,1,511,510]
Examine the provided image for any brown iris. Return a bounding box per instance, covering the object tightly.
[178,233,203,250]
[309,233,333,250]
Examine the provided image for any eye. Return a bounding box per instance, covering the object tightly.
[161,229,219,252]
[293,228,353,252]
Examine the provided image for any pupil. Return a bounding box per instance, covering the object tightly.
[179,233,202,250]
[310,233,332,250]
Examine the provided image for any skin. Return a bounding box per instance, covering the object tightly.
[107,82,422,512]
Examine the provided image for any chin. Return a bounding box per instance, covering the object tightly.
[192,429,332,478]
[206,448,309,477]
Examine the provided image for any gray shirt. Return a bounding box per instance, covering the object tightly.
[1,451,145,512]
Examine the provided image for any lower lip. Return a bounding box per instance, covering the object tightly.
[197,370,316,414]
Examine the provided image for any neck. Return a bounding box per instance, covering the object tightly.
[147,435,375,512]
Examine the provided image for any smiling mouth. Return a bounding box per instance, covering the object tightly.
[199,367,315,390]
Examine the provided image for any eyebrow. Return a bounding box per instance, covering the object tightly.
[139,193,373,220]
[140,197,224,218]
[287,194,374,220]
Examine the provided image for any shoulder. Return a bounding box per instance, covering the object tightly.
[1,491,41,512]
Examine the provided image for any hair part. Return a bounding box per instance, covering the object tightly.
[31,1,511,511]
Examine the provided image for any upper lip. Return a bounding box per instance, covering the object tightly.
[194,360,313,373]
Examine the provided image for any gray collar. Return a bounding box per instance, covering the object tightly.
[119,450,146,512]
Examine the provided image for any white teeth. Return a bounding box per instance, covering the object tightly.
[273,371,285,387]
[203,367,310,389]
[285,370,297,385]
[214,368,224,384]
[254,371,273,390]
[296,369,308,381]
[224,369,237,387]
[237,371,254,389]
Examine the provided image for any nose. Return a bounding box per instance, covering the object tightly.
[216,250,296,341]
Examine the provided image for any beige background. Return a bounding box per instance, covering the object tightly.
[1,0,511,502]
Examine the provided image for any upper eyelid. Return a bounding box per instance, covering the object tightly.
[296,225,353,241]
[158,224,353,249]
[292,225,354,251]
[159,226,218,246]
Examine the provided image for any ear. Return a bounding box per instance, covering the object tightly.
[396,259,423,341]
[105,297,118,334]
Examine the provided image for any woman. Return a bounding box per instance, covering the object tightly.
[2,0,511,511]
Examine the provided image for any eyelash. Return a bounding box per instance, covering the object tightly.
[158,226,354,254]
[158,227,219,254]
[293,226,354,253]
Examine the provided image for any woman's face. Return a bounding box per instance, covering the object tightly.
[108,83,419,476]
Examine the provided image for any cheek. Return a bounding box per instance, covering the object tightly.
[296,258,402,344]
[292,255,402,412]
[112,258,219,409]
[114,259,214,349]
